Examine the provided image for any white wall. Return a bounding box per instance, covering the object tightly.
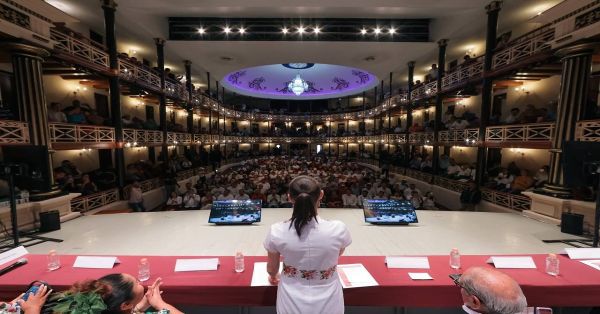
[500,148,550,174]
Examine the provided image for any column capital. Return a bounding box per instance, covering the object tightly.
[0,42,49,60]
[485,0,502,13]
[154,38,166,46]
[556,41,598,59]
[100,0,117,10]
[437,39,449,47]
[184,60,192,66]
[407,61,415,68]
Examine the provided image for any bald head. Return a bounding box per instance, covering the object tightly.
[460,267,527,314]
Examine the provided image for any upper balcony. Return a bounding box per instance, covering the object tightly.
[575,119,600,142]
[50,29,110,74]
[408,132,434,145]
[485,122,554,148]
[441,57,484,93]
[490,26,555,75]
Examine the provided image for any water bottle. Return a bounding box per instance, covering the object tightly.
[450,248,461,270]
[545,253,559,276]
[47,249,61,271]
[234,251,245,273]
[138,258,150,282]
[21,190,29,203]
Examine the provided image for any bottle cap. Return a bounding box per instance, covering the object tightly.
[548,253,557,258]
[49,249,56,254]
[140,258,148,263]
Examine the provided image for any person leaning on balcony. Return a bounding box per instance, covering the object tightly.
[47,102,67,123]
[66,101,87,124]
[460,182,481,211]
[128,181,145,212]
[502,108,520,125]
[79,174,97,196]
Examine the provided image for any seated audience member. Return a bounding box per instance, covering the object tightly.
[420,156,433,173]
[519,104,540,124]
[85,109,105,126]
[510,169,534,194]
[495,172,515,191]
[533,165,549,188]
[47,102,67,123]
[357,189,369,205]
[217,189,234,201]
[422,191,435,210]
[503,108,520,125]
[182,190,201,209]
[66,101,87,124]
[507,161,521,177]
[80,174,98,196]
[404,183,421,199]
[450,117,470,130]
[461,54,475,67]
[394,125,403,133]
[165,191,182,210]
[200,192,213,210]
[128,182,145,212]
[428,64,439,81]
[409,123,424,132]
[61,160,82,177]
[54,168,76,192]
[373,190,388,200]
[536,107,556,122]
[410,191,423,209]
[342,189,358,208]
[250,189,267,204]
[235,189,250,200]
[460,182,481,211]
[267,190,281,208]
[439,154,450,174]
[456,267,527,314]
[179,182,196,196]
[390,191,404,200]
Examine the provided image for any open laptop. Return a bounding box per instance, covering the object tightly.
[208,199,262,225]
[362,199,418,225]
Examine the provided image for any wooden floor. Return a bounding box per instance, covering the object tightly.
[29,208,584,256]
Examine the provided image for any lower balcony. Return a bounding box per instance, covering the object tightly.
[0,120,30,145]
[485,122,554,148]
[49,122,115,149]
[123,128,163,146]
[438,129,480,146]
[70,188,119,213]
[575,119,600,142]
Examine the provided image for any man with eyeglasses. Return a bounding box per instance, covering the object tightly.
[453,267,527,314]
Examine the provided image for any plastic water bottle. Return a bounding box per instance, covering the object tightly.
[450,248,461,270]
[138,258,150,282]
[234,252,245,273]
[47,249,61,271]
[545,253,559,276]
[21,190,29,203]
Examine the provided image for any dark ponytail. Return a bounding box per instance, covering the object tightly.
[288,176,321,237]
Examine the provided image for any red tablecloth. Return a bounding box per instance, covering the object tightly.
[1,254,599,307]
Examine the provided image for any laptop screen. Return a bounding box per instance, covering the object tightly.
[362,199,418,224]
[208,199,262,224]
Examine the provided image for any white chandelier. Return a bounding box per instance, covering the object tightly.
[288,74,308,96]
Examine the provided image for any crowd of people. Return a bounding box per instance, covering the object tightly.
[494,104,556,126]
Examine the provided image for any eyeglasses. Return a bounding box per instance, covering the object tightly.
[450,274,487,305]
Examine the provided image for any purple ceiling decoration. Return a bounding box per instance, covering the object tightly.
[248,77,267,90]
[227,70,246,85]
[221,63,378,100]
[331,77,350,91]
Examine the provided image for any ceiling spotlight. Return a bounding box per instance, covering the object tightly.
[224,26,231,34]
[389,27,396,34]
[297,26,305,34]
[197,27,205,34]
[374,27,381,34]
[360,28,367,35]
[313,26,321,34]
[282,27,289,34]
[239,27,246,34]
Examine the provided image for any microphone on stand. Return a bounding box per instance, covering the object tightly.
[0,258,28,276]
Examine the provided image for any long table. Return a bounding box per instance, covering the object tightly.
[1,254,599,307]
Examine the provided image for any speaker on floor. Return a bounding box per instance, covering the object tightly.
[39,210,61,232]
[561,212,584,235]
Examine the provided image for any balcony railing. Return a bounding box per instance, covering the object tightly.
[485,123,554,143]
[575,119,600,142]
[49,123,115,143]
[409,132,434,144]
[123,129,163,145]
[118,59,161,92]
[165,80,187,100]
[0,120,29,144]
[433,176,470,193]
[388,134,407,144]
[441,58,484,91]
[492,27,555,70]
[70,188,119,212]
[404,168,434,183]
[50,29,109,69]
[481,188,531,211]
[167,132,192,145]
[439,128,480,145]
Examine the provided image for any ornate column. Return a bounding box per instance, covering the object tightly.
[404,61,415,166]
[3,43,57,196]
[432,39,448,174]
[475,0,502,187]
[101,0,125,195]
[184,60,194,134]
[154,38,168,161]
[540,42,596,198]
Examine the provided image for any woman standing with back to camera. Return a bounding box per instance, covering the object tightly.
[264,176,352,314]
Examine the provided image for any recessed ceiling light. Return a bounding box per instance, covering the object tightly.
[374,27,381,34]
[297,26,305,34]
[360,28,367,35]
[282,27,289,34]
[224,26,231,34]
[197,27,205,34]
[389,27,396,34]
[239,27,246,34]
[313,26,321,34]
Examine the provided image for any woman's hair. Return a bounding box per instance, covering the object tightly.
[45,273,134,314]
[288,176,321,237]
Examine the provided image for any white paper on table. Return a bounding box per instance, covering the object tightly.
[580,260,600,272]
[174,258,219,272]
[560,248,600,260]
[0,246,28,267]
[73,256,119,269]
[485,256,536,269]
[337,264,379,289]
[408,272,433,280]
[385,256,430,269]
[250,262,282,286]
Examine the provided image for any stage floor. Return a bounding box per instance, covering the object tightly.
[28,209,586,256]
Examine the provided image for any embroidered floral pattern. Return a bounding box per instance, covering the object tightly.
[283,263,298,277]
[282,263,337,280]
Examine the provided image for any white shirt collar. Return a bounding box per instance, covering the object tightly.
[462,305,481,314]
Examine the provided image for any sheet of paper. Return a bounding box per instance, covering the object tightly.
[580,260,600,272]
[561,248,600,260]
[338,263,379,288]
[385,256,430,269]
[0,246,28,267]
[408,272,433,280]
[174,258,219,272]
[486,256,536,269]
[73,256,118,269]
[250,262,282,286]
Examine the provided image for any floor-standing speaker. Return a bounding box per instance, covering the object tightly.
[561,212,584,235]
[39,210,61,232]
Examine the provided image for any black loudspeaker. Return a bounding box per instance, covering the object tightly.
[561,212,584,235]
[39,210,61,232]
[2,145,52,192]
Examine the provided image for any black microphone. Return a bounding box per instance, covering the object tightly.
[0,258,28,276]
